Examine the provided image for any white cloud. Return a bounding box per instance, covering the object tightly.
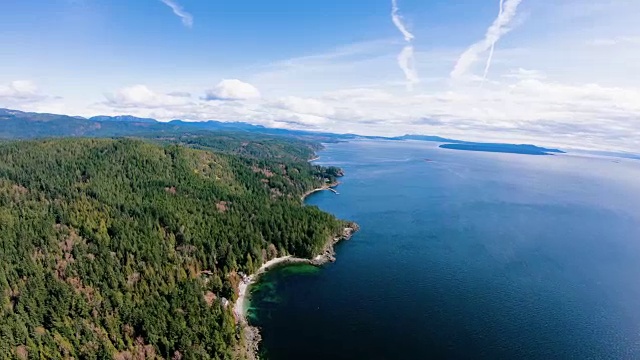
[324,88,396,103]
[94,72,640,152]
[204,79,261,101]
[91,32,640,152]
[270,96,335,118]
[390,0,419,90]
[166,91,192,98]
[8,1,640,153]
[0,80,44,101]
[502,68,546,80]
[397,45,419,90]
[8,80,37,94]
[159,0,193,28]
[266,96,336,124]
[105,85,190,108]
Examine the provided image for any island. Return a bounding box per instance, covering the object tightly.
[439,142,565,155]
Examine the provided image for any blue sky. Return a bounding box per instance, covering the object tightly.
[1,0,639,151]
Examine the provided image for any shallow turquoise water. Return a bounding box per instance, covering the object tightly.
[248,140,640,359]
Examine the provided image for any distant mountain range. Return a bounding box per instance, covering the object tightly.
[0,108,350,140]
[89,115,157,123]
[0,107,566,155]
[0,107,460,142]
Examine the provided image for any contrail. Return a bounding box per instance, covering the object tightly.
[391,0,419,89]
[482,0,505,81]
[391,0,414,42]
[398,45,419,90]
[160,0,193,28]
[451,0,523,80]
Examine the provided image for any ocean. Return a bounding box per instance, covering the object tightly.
[247,140,640,359]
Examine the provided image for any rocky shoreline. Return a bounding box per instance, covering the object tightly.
[235,166,358,359]
[310,223,359,264]
[235,219,358,359]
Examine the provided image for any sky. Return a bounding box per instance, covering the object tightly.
[1,0,639,151]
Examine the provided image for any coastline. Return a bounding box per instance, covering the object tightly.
[235,159,358,359]
[300,181,340,201]
[234,256,312,359]
[234,215,359,359]
[233,255,311,322]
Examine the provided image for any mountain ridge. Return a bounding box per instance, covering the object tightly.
[0,107,564,154]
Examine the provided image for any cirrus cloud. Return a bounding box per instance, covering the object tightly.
[159,0,193,28]
[451,0,524,80]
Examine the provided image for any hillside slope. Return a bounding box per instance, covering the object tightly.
[0,138,345,359]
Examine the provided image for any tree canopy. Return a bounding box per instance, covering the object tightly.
[0,137,345,359]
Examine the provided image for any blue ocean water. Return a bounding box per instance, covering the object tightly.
[248,140,640,359]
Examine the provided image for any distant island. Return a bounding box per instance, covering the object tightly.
[439,143,565,155]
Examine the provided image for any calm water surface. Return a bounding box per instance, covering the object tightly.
[248,140,640,359]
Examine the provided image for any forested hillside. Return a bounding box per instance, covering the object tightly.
[150,132,322,163]
[0,138,346,359]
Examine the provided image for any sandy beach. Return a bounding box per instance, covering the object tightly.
[233,256,309,359]
[234,255,310,322]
